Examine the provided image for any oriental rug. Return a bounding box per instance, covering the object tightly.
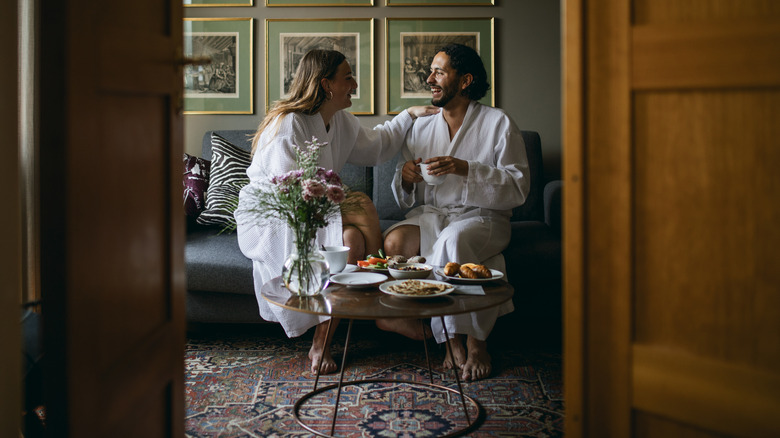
[185,324,563,437]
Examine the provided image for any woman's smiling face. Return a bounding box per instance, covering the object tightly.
[324,60,358,110]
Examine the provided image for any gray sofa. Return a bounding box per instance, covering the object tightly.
[186,129,562,342]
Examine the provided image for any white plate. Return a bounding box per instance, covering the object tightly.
[379,279,455,299]
[330,272,387,288]
[435,268,504,284]
[360,265,389,273]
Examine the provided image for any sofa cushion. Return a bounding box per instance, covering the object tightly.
[186,228,254,295]
[183,153,210,218]
[197,133,252,228]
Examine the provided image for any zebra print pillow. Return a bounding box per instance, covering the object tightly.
[196,133,251,228]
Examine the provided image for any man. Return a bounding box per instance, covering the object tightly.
[378,44,530,381]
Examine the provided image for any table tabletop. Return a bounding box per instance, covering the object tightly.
[260,275,514,320]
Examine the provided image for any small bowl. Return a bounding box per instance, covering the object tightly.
[388,263,434,280]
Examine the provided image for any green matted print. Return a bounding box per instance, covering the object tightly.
[386,0,492,5]
[185,0,253,7]
[266,0,373,6]
[385,17,494,114]
[266,18,374,115]
[183,18,253,114]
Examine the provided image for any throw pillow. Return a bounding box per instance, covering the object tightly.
[183,153,210,218]
[196,133,252,228]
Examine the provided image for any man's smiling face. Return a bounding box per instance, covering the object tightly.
[427,52,462,108]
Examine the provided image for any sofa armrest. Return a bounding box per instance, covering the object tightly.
[543,180,562,236]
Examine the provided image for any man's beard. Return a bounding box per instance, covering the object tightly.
[431,83,459,107]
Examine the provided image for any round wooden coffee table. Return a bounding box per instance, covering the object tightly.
[260,274,514,438]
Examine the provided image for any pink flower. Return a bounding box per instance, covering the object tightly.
[302,179,326,200]
[324,170,341,185]
[326,185,346,203]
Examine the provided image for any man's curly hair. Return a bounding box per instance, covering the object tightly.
[435,43,490,101]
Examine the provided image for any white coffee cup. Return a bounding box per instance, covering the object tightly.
[419,162,446,185]
[319,246,350,274]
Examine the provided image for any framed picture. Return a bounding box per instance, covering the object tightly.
[385,17,494,114]
[386,0,492,5]
[266,18,374,115]
[183,18,253,114]
[266,0,373,6]
[184,0,253,7]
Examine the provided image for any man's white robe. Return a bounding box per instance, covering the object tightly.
[389,101,530,342]
[235,109,413,337]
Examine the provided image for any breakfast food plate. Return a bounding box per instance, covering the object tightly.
[435,268,504,284]
[379,279,454,299]
[330,272,387,288]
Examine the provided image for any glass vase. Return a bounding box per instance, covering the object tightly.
[282,240,330,296]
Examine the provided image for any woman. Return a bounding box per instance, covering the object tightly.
[235,49,437,375]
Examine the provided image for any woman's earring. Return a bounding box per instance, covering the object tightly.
[327,90,334,100]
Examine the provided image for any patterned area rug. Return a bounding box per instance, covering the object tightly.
[185,324,563,437]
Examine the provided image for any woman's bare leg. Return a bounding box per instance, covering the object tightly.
[309,319,340,375]
[375,318,431,340]
[376,225,425,335]
[342,225,365,265]
[341,191,382,260]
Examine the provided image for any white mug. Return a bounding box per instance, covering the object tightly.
[419,162,446,185]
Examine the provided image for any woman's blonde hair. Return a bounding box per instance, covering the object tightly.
[251,49,346,154]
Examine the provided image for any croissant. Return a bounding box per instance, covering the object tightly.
[460,263,492,279]
[459,265,478,279]
[443,262,461,276]
[472,265,492,278]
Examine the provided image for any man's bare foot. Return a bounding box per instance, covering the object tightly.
[376,318,431,340]
[309,319,339,375]
[461,336,491,381]
[443,335,467,371]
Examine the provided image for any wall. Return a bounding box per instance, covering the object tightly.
[184,0,562,180]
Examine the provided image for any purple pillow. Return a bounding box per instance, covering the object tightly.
[183,153,211,217]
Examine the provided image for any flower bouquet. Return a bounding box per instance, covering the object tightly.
[238,137,348,295]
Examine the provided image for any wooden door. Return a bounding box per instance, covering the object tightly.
[564,0,780,437]
[38,0,185,436]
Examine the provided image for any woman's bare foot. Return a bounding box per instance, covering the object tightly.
[309,320,339,375]
[376,318,430,340]
[309,345,337,375]
[461,336,491,381]
[443,335,467,371]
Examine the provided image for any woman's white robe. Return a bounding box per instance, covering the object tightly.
[235,109,413,337]
[388,101,530,342]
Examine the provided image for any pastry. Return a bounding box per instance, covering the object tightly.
[459,265,478,279]
[472,265,492,278]
[443,262,461,276]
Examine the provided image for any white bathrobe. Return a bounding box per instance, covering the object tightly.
[235,109,413,337]
[389,101,530,342]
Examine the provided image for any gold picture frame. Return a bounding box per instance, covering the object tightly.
[266,0,373,6]
[185,0,254,7]
[183,18,254,114]
[266,18,374,115]
[385,17,494,114]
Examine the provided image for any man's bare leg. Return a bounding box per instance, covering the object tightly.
[443,334,468,371]
[444,334,491,381]
[462,336,491,381]
[309,319,340,375]
[383,225,421,258]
